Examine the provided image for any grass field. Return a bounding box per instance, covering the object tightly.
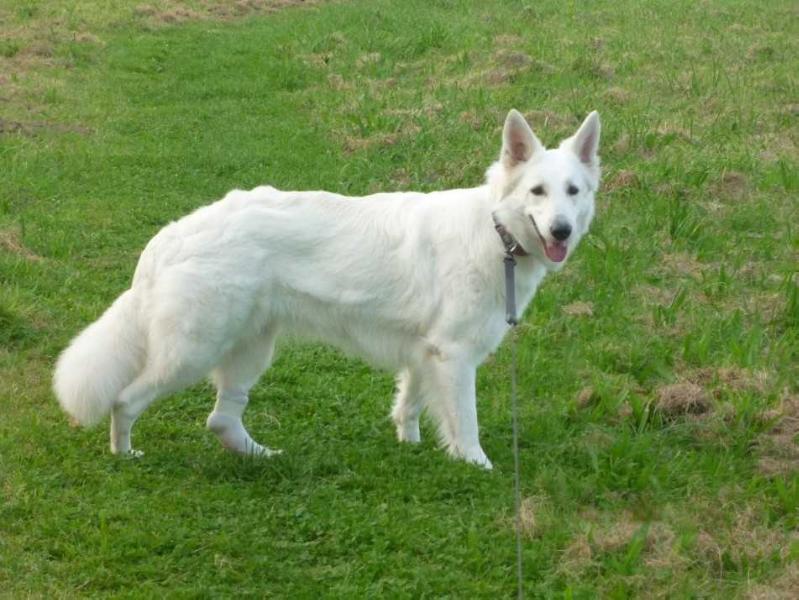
[1,0,797,596]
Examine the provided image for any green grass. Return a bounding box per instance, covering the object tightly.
[1,0,798,596]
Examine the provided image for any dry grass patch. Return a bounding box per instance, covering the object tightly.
[562,301,594,317]
[604,86,630,105]
[686,366,771,397]
[654,382,711,418]
[559,535,594,572]
[575,386,598,409]
[605,168,639,192]
[655,122,694,143]
[466,48,552,89]
[559,514,679,574]
[355,51,381,68]
[726,506,797,564]
[524,110,573,131]
[383,102,444,120]
[755,393,799,477]
[1,0,325,76]
[0,228,43,262]
[711,170,750,202]
[152,5,203,24]
[499,495,548,539]
[687,500,799,580]
[561,504,799,584]
[459,110,483,131]
[326,73,350,91]
[754,131,798,163]
[746,562,799,600]
[659,251,707,279]
[340,122,422,154]
[518,496,543,538]
[0,117,92,137]
[610,132,632,155]
[633,284,677,307]
[492,34,523,47]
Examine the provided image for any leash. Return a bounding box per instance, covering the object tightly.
[494,216,525,598]
[504,253,524,599]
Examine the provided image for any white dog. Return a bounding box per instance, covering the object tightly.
[54,109,600,469]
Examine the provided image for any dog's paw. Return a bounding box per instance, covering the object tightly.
[470,455,493,470]
[119,449,144,459]
[251,446,282,458]
[396,422,421,444]
[235,438,282,458]
[455,446,493,470]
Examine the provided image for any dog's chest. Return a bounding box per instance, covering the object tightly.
[452,259,547,360]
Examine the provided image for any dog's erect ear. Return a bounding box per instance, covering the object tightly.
[562,111,601,168]
[501,109,543,169]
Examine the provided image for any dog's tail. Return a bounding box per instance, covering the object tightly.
[53,289,145,427]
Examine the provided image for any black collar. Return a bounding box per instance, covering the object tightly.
[492,218,529,257]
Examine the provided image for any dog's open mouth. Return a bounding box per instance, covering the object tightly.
[528,215,568,263]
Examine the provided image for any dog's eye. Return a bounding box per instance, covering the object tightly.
[567,184,579,196]
[531,185,545,196]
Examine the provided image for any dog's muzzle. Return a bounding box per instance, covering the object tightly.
[529,214,568,263]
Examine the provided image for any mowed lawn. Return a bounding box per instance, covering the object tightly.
[1,0,797,596]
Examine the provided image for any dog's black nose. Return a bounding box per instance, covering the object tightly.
[550,220,572,241]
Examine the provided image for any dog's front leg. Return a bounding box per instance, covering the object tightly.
[428,356,492,470]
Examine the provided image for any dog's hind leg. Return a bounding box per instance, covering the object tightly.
[111,375,161,456]
[111,366,197,456]
[111,352,218,456]
[207,329,279,456]
[391,368,425,443]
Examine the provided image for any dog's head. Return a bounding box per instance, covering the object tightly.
[488,109,600,270]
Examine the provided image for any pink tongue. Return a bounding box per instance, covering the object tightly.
[545,242,568,262]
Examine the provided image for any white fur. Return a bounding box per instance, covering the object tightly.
[53,110,601,469]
